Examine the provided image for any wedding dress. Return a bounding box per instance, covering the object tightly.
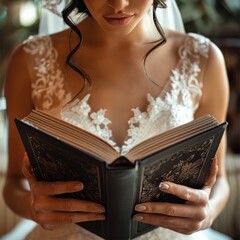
[21,32,231,240]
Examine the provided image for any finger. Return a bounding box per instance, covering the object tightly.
[22,153,85,196]
[135,202,206,221]
[33,196,105,213]
[31,181,84,196]
[166,226,197,235]
[36,212,105,230]
[22,154,39,192]
[158,182,208,205]
[133,213,201,233]
[203,157,218,189]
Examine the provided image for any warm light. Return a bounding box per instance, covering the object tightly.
[19,1,38,27]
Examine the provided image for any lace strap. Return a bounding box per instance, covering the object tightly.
[178,33,210,75]
[23,35,71,111]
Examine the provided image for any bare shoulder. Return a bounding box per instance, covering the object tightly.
[207,39,225,66]
[166,30,221,56]
[7,34,54,72]
[165,30,186,41]
[20,28,71,51]
[6,40,31,86]
[8,41,28,69]
[194,34,229,120]
[6,35,50,88]
[164,30,187,50]
[5,40,34,119]
[204,38,228,87]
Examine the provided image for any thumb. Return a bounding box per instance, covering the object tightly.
[22,152,34,179]
[203,156,218,190]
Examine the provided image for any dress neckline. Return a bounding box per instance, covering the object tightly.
[23,33,209,155]
[62,92,171,154]
[61,33,209,154]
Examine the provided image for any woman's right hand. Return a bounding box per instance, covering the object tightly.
[22,153,105,230]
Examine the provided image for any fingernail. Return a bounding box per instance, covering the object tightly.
[74,183,84,191]
[135,204,146,211]
[159,182,170,190]
[23,152,28,160]
[133,215,144,221]
[95,206,105,213]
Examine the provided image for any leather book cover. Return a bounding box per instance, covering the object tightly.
[14,118,227,240]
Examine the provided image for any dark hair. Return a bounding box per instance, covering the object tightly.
[62,0,167,95]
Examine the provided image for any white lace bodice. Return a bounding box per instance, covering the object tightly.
[23,35,72,112]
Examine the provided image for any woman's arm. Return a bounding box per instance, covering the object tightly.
[194,40,230,222]
[133,41,230,234]
[3,44,34,219]
[3,43,105,230]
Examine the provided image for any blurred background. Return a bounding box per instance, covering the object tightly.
[0,0,240,239]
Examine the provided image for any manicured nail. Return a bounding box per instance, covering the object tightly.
[95,206,105,213]
[159,182,170,190]
[74,183,84,190]
[133,215,144,221]
[135,204,147,211]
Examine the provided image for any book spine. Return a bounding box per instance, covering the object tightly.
[104,164,138,240]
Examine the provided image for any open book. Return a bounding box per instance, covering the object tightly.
[15,110,227,240]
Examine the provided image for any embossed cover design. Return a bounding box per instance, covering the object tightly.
[139,137,214,203]
[27,133,101,203]
[15,110,227,240]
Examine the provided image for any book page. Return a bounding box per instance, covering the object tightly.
[24,110,120,164]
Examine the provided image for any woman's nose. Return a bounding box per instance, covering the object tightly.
[107,0,130,12]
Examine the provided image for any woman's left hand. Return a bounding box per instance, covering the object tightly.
[133,158,218,235]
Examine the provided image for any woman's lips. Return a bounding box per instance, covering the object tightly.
[104,13,134,26]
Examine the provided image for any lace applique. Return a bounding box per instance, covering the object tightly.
[187,33,210,58]
[61,94,120,152]
[61,33,210,155]
[23,35,71,111]
[169,33,210,111]
[61,93,196,155]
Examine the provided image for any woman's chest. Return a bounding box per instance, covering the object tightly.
[31,52,202,152]
[27,35,205,153]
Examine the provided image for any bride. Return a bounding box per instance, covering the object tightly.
[3,0,232,239]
